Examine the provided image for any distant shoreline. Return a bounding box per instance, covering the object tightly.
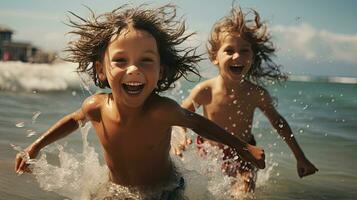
[288,75,357,84]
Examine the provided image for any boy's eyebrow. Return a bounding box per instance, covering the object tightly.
[110,49,158,56]
[143,49,159,55]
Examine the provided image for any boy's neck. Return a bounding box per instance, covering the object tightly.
[217,75,248,94]
[109,93,146,121]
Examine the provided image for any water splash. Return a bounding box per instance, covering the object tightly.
[171,127,275,199]
[12,127,273,199]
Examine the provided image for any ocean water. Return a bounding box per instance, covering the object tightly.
[0,61,357,199]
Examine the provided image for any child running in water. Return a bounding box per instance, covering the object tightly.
[175,6,318,192]
[14,4,265,199]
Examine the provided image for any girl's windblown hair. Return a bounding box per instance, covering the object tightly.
[65,4,202,92]
[208,6,287,85]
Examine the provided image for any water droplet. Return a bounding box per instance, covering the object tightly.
[10,143,23,152]
[233,100,237,104]
[293,99,297,102]
[299,129,304,133]
[232,123,236,127]
[276,172,280,176]
[32,111,41,123]
[278,124,284,128]
[26,130,37,137]
[306,124,310,128]
[72,91,77,96]
[290,134,294,138]
[15,122,25,128]
[298,91,302,95]
[325,133,328,136]
[302,104,309,110]
[228,116,232,120]
[331,99,335,103]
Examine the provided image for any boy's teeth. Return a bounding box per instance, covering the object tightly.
[122,82,145,94]
[125,82,143,86]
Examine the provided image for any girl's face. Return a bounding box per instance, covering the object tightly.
[214,33,253,83]
[96,28,161,108]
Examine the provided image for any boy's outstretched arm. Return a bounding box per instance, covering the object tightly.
[172,83,210,157]
[15,107,87,174]
[259,90,318,177]
[161,98,265,169]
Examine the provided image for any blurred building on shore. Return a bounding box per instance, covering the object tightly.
[0,26,56,63]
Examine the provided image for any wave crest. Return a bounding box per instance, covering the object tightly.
[0,61,83,92]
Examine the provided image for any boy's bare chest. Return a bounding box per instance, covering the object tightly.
[207,93,257,114]
[92,116,170,154]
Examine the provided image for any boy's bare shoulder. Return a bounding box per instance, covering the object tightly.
[243,82,273,108]
[189,78,215,105]
[148,95,180,112]
[81,93,107,118]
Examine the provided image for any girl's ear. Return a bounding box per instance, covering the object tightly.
[95,61,106,81]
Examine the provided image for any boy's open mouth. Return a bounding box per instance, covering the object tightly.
[122,82,145,95]
[229,64,244,74]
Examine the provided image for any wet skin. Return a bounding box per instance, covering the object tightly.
[15,29,265,187]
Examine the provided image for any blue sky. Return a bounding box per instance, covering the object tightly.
[1,0,357,77]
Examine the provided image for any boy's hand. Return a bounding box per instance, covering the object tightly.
[245,144,265,169]
[297,158,318,178]
[15,145,39,174]
[172,138,192,157]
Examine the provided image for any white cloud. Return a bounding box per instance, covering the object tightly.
[271,23,357,64]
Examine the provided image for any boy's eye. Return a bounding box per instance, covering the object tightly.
[113,58,127,63]
[224,49,234,55]
[112,58,127,67]
[141,58,155,65]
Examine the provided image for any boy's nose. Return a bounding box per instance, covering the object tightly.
[126,65,142,76]
[232,52,239,60]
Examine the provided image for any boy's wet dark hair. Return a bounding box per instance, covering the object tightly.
[208,6,287,85]
[65,4,202,92]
